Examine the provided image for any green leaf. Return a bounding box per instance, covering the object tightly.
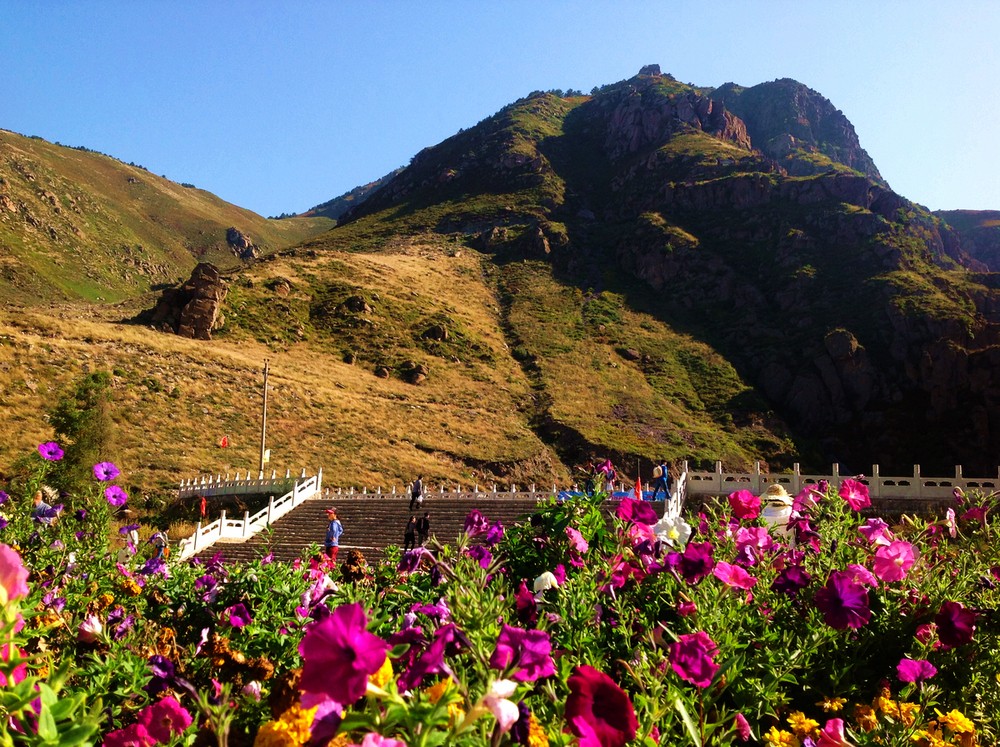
[36,704,59,743]
[673,695,702,747]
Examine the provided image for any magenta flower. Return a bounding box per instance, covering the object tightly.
[858,518,893,546]
[945,507,957,538]
[137,695,193,742]
[299,603,388,704]
[485,520,505,546]
[935,600,976,648]
[838,478,870,511]
[0,644,28,687]
[734,713,751,742]
[489,625,556,682]
[0,545,29,605]
[566,526,589,553]
[727,490,761,520]
[356,734,407,747]
[92,461,121,481]
[896,657,937,683]
[616,497,658,525]
[464,510,489,536]
[872,540,917,582]
[397,622,468,692]
[734,526,774,566]
[103,723,155,747]
[816,718,851,747]
[712,561,758,590]
[813,570,871,630]
[846,563,878,588]
[564,665,637,747]
[37,441,64,461]
[224,603,252,628]
[671,631,720,688]
[105,485,129,506]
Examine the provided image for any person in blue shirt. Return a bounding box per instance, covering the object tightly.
[325,507,344,563]
[650,461,671,501]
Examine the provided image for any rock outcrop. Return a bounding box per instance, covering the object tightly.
[226,227,260,260]
[145,263,228,340]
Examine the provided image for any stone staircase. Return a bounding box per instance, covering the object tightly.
[191,495,667,565]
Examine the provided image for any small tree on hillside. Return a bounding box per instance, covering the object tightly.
[47,370,115,493]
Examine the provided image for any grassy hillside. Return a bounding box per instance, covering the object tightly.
[0,129,332,303]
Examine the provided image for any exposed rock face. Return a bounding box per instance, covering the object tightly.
[146,263,228,340]
[936,210,1000,271]
[226,227,260,260]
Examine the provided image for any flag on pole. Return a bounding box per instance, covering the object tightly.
[219,435,230,448]
[634,475,642,501]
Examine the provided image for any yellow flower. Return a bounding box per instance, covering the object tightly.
[369,657,393,690]
[425,678,453,704]
[98,593,115,609]
[898,701,922,727]
[853,704,878,732]
[787,711,819,738]
[910,728,948,747]
[120,578,142,596]
[763,726,801,747]
[817,696,846,713]
[526,713,549,747]
[937,709,975,735]
[327,737,351,747]
[254,703,321,747]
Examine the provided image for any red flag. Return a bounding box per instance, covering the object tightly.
[219,435,229,448]
[634,476,642,501]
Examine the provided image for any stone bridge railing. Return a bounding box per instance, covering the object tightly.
[175,470,323,560]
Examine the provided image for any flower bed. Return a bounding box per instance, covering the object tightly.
[0,443,998,746]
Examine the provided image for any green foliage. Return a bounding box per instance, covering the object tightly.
[47,371,115,493]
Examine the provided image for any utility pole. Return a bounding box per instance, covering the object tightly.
[258,359,269,477]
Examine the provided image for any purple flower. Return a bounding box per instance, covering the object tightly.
[677,541,715,584]
[105,485,128,507]
[144,656,177,696]
[858,518,893,546]
[564,665,637,747]
[838,478,870,511]
[224,603,252,628]
[137,695,193,742]
[616,497,658,525]
[38,442,64,461]
[0,491,8,505]
[299,603,388,704]
[896,657,937,683]
[772,565,812,596]
[119,523,140,535]
[466,544,492,569]
[397,547,432,574]
[935,601,976,648]
[103,723,154,747]
[92,462,120,482]
[411,598,450,623]
[463,510,490,537]
[489,625,556,682]
[670,631,720,688]
[727,490,761,520]
[734,526,774,566]
[74,508,87,522]
[485,520,505,546]
[734,713,752,742]
[397,623,468,692]
[814,570,871,630]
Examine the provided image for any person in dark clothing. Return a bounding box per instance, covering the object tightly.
[403,515,418,551]
[409,476,424,511]
[417,512,430,546]
[650,461,671,501]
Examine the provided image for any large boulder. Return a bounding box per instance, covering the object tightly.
[146,263,228,340]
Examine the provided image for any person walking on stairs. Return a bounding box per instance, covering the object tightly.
[325,507,344,564]
[650,460,671,501]
[409,475,424,511]
[417,512,431,546]
[403,515,418,551]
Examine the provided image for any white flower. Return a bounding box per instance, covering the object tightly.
[533,571,559,594]
[242,681,262,701]
[653,515,692,546]
[483,679,520,733]
[77,614,103,643]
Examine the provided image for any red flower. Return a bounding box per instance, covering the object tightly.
[564,665,637,747]
[299,603,388,704]
[727,490,761,520]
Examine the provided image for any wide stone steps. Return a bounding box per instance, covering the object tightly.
[191,496,666,565]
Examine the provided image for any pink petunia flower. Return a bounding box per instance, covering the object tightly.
[712,561,758,590]
[838,478,870,511]
[224,603,252,628]
[566,526,589,554]
[103,723,155,747]
[727,490,761,520]
[616,497,658,525]
[0,545,29,605]
[734,712,752,742]
[489,625,555,682]
[482,679,520,733]
[137,695,193,742]
[670,631,720,688]
[872,541,917,582]
[354,735,407,747]
[858,518,893,546]
[816,718,852,747]
[78,614,103,643]
[564,665,637,747]
[299,603,388,704]
[945,508,957,538]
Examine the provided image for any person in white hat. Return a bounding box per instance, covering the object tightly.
[760,484,794,538]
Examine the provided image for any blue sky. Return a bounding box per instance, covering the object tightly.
[3,2,998,216]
